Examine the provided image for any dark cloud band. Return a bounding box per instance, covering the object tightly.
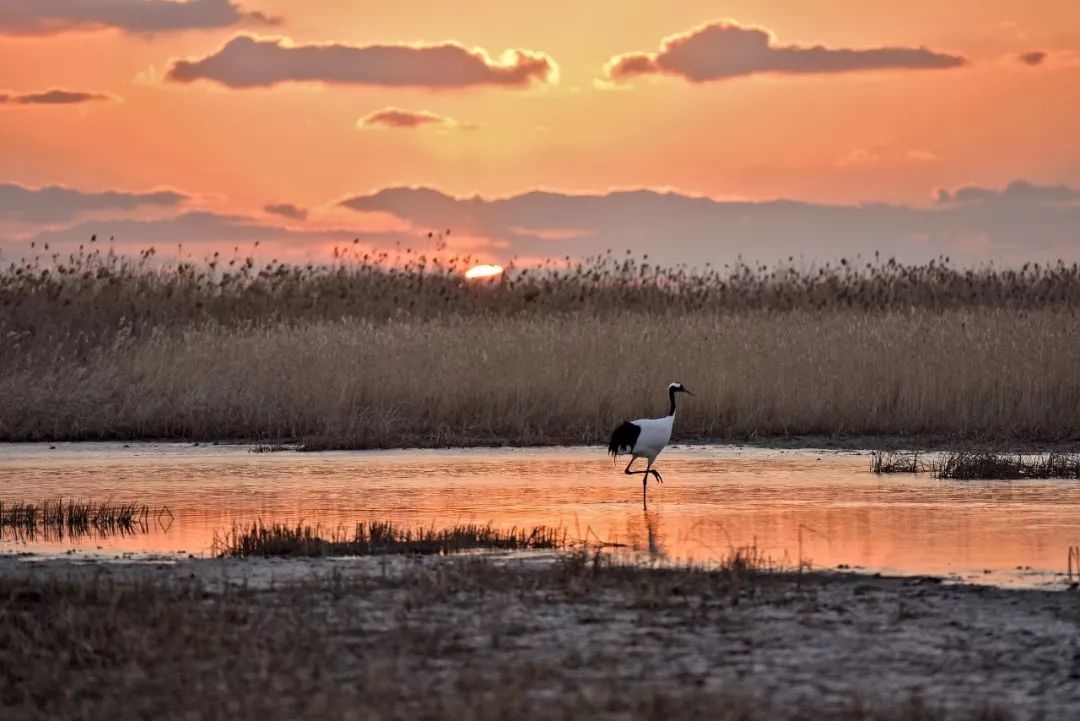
[0,182,186,223]
[1018,51,1048,66]
[0,89,111,105]
[340,181,1080,266]
[264,203,308,221]
[0,0,275,35]
[605,21,967,83]
[167,35,556,89]
[12,211,414,256]
[357,107,468,130]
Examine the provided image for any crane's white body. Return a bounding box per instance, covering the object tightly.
[627,414,675,462]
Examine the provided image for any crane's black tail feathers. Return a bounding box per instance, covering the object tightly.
[608,421,641,461]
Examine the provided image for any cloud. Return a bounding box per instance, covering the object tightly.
[264,203,308,221]
[834,149,880,168]
[0,89,111,105]
[340,180,1080,266]
[356,107,474,130]
[1012,50,1080,69]
[0,182,186,223]
[23,211,321,244]
[835,147,940,167]
[8,180,1079,267]
[905,149,939,163]
[938,180,1080,205]
[6,211,414,262]
[1018,50,1048,66]
[167,35,557,89]
[604,21,967,83]
[0,0,276,35]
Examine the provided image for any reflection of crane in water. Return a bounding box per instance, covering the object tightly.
[643,509,661,557]
[623,509,664,558]
[607,382,693,509]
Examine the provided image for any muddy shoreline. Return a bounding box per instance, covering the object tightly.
[3,553,1078,720]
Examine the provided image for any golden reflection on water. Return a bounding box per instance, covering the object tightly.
[2,444,1079,587]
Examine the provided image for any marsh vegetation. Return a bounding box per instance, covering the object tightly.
[0,499,159,542]
[214,520,566,558]
[870,450,1080,479]
[3,245,1080,446]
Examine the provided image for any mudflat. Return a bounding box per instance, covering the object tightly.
[2,553,1077,720]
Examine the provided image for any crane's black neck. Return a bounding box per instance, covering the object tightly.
[668,387,677,417]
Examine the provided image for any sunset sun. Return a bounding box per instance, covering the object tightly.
[464,263,504,279]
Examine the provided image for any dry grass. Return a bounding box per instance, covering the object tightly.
[4,250,1080,445]
[0,558,1031,721]
[2,308,1078,445]
[214,520,566,558]
[6,246,1080,340]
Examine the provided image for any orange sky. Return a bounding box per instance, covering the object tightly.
[1,0,1078,265]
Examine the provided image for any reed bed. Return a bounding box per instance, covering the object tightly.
[6,246,1080,345]
[4,248,1080,445]
[0,499,153,540]
[3,308,1078,445]
[215,520,566,558]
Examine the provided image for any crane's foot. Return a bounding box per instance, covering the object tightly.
[652,470,663,484]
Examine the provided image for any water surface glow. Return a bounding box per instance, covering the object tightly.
[2,443,1078,588]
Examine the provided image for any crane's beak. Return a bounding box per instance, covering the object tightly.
[684,389,695,396]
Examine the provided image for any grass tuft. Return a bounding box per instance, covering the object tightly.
[214,520,567,558]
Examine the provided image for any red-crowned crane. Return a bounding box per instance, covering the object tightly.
[607,382,693,509]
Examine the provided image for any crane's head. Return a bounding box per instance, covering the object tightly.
[668,381,694,396]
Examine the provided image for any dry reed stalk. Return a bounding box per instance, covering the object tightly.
[2,308,1079,445]
[5,249,1080,346]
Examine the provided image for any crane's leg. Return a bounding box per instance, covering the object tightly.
[646,458,663,484]
[624,457,653,479]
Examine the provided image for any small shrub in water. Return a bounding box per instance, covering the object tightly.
[931,451,1080,480]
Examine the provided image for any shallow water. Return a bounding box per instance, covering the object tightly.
[2,443,1079,588]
